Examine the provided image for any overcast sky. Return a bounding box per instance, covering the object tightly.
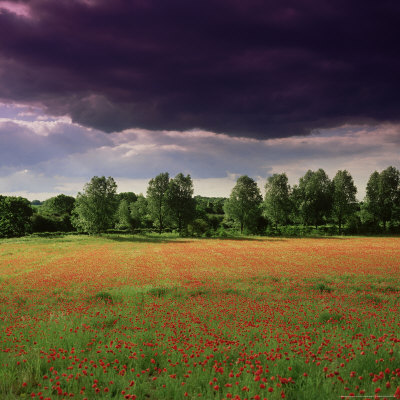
[0,0,399,200]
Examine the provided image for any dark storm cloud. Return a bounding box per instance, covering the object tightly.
[0,0,399,137]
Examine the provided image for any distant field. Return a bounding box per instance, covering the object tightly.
[0,235,399,399]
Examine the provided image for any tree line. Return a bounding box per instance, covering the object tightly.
[1,166,399,238]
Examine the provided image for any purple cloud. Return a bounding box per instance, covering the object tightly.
[0,0,399,137]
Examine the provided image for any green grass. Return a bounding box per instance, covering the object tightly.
[0,235,399,399]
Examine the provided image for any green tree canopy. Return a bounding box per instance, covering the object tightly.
[0,196,33,238]
[332,170,358,233]
[71,176,118,234]
[194,196,226,215]
[41,194,75,217]
[295,169,333,228]
[263,173,291,228]
[115,193,139,231]
[147,172,170,234]
[224,175,262,234]
[131,194,150,229]
[115,199,134,231]
[166,173,195,233]
[34,194,76,232]
[365,166,400,230]
[117,192,137,204]
[364,171,380,226]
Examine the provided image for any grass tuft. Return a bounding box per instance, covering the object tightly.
[319,311,342,323]
[222,288,241,295]
[313,283,333,293]
[93,291,114,303]
[147,287,171,297]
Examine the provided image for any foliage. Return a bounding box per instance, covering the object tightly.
[224,175,262,233]
[40,194,75,217]
[332,170,357,233]
[115,199,135,231]
[294,169,333,228]
[31,213,59,232]
[35,194,76,232]
[207,214,224,231]
[187,218,210,236]
[146,172,171,234]
[166,173,195,234]
[0,196,33,237]
[194,196,225,214]
[193,196,226,234]
[130,194,151,229]
[263,173,291,228]
[71,176,118,234]
[4,166,400,238]
[117,192,137,204]
[365,166,400,230]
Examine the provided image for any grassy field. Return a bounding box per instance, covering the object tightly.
[0,235,399,400]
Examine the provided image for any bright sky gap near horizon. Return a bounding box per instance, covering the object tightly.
[0,0,399,201]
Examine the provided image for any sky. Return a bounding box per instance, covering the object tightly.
[0,0,399,200]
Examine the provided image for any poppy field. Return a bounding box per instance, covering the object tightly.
[0,235,399,400]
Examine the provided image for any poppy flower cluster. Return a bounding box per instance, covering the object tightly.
[0,236,399,399]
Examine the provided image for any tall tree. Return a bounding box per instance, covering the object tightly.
[131,194,150,229]
[0,196,33,238]
[167,173,195,234]
[115,192,138,231]
[296,169,333,228]
[263,173,291,229]
[40,194,76,231]
[332,170,357,233]
[115,199,134,231]
[364,171,380,226]
[379,166,400,230]
[147,172,170,234]
[365,166,400,230]
[41,194,75,217]
[71,176,118,234]
[224,175,262,234]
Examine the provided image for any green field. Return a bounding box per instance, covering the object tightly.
[0,235,399,399]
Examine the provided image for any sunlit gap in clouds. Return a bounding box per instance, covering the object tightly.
[0,1,31,18]
[0,102,399,201]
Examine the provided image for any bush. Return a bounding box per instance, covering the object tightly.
[313,225,338,236]
[0,196,33,238]
[105,229,131,234]
[31,214,58,232]
[265,225,343,237]
[188,218,210,237]
[268,225,314,237]
[216,228,230,237]
[31,213,75,233]
[207,214,224,230]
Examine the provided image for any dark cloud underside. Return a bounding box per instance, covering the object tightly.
[0,0,399,137]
